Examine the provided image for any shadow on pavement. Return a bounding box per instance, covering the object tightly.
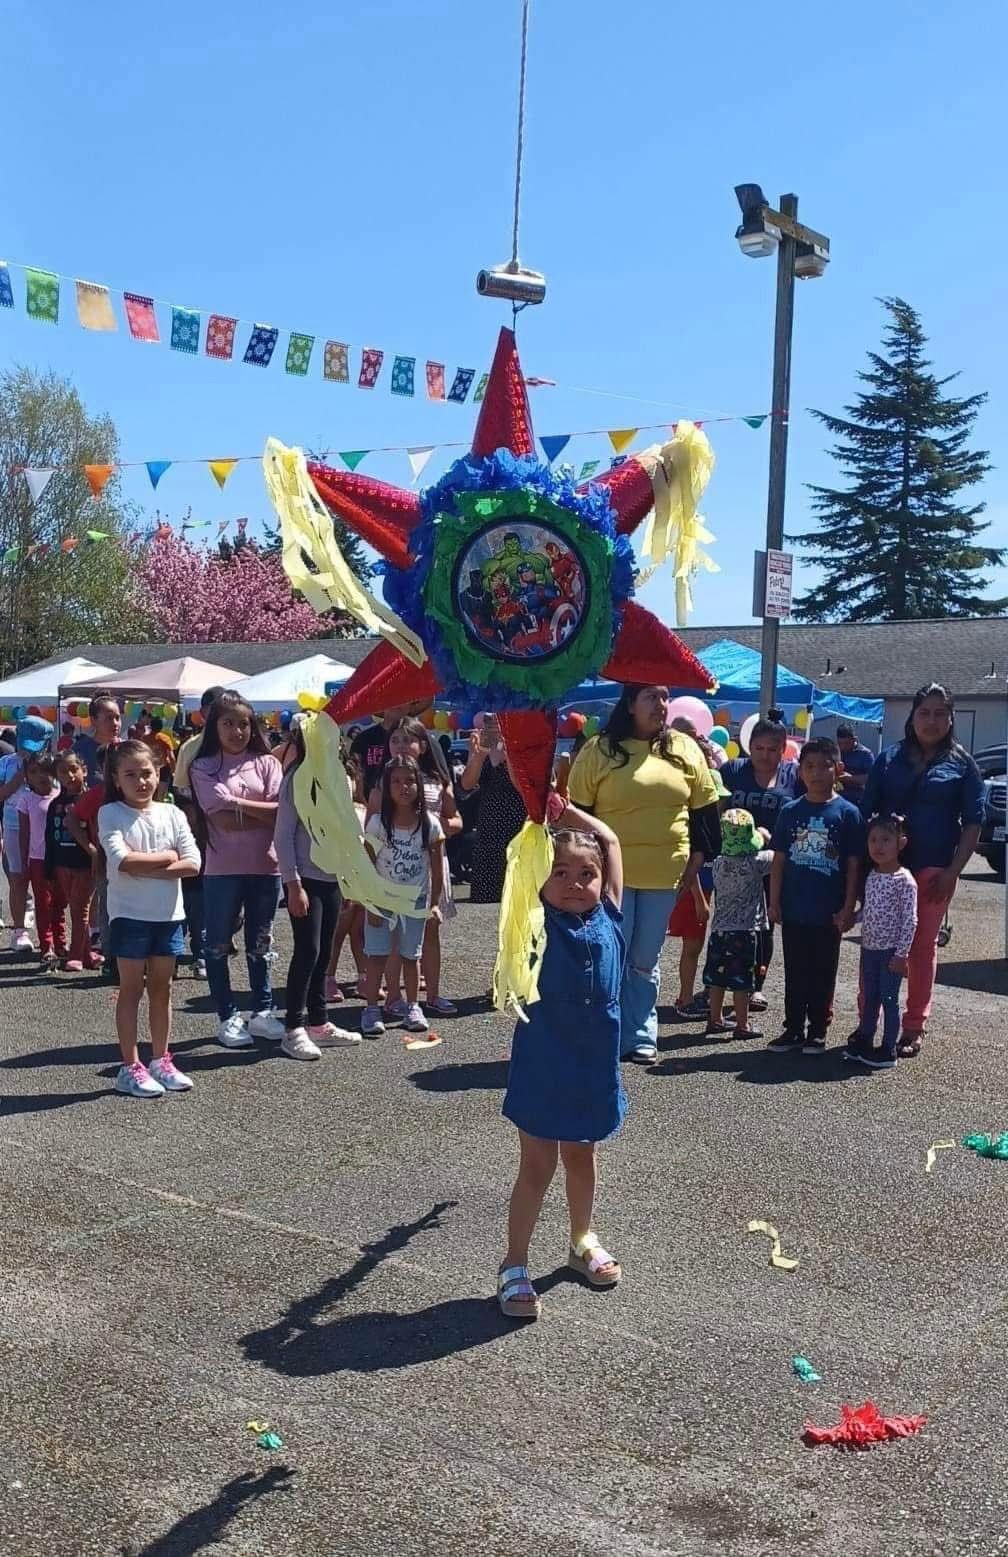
[647,1044,871,1086]
[241,1200,546,1376]
[1,1088,113,1116]
[935,959,1008,997]
[408,1059,508,1092]
[130,1464,295,1556]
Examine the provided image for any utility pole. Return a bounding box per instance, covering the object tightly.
[760,193,798,716]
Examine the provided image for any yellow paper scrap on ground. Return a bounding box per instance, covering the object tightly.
[925,1139,956,1174]
[747,1219,799,1271]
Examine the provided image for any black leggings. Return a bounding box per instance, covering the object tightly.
[284,878,341,1030]
[781,922,841,1040]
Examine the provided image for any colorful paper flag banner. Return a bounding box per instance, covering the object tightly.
[358,348,383,389]
[578,459,601,481]
[473,372,489,403]
[608,428,638,454]
[324,341,350,383]
[743,415,768,429]
[447,367,475,403]
[83,464,115,498]
[243,323,278,368]
[217,520,230,535]
[391,356,416,397]
[426,362,446,401]
[24,468,56,505]
[0,263,13,310]
[540,434,570,465]
[124,293,159,343]
[407,446,434,482]
[285,332,314,376]
[146,461,171,489]
[209,459,238,490]
[171,306,201,354]
[340,451,368,472]
[75,280,117,333]
[25,267,59,324]
[206,314,237,360]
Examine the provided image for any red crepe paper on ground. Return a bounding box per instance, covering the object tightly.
[803,1401,926,1449]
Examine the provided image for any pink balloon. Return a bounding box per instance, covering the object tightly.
[785,740,800,760]
[666,695,714,737]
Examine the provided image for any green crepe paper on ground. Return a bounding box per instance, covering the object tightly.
[792,1355,822,1383]
[963,1132,1008,1160]
[256,1431,284,1450]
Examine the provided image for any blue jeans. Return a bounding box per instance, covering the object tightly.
[619,886,680,1055]
[203,874,281,1021]
[858,946,903,1058]
[182,876,204,960]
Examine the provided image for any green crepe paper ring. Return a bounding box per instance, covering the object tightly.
[424,489,616,704]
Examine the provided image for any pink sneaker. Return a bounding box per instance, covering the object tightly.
[62,959,84,973]
[148,1052,194,1092]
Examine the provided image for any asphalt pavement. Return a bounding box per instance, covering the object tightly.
[2,866,1007,1557]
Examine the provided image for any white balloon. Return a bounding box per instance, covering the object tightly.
[739,712,760,754]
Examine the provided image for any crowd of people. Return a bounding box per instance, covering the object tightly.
[0,678,986,1319]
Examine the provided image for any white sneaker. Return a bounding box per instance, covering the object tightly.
[192,957,207,978]
[281,1027,323,1061]
[148,1053,194,1092]
[9,928,32,952]
[404,1003,429,1033]
[308,1021,362,1048]
[114,1061,165,1098]
[217,1014,254,1048]
[249,1010,285,1042]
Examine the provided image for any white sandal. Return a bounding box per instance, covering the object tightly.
[497,1263,541,1320]
[568,1232,622,1288]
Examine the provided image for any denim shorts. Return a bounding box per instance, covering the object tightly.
[109,917,185,960]
[363,909,426,962]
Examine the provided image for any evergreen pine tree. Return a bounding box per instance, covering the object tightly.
[790,297,1001,621]
[258,448,373,584]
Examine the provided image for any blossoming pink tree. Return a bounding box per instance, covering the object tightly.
[135,533,345,642]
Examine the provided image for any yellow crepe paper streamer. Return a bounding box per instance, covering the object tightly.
[297,691,328,712]
[262,437,425,667]
[293,711,424,920]
[746,1219,799,1271]
[492,820,555,1021]
[636,422,718,626]
[925,1139,956,1174]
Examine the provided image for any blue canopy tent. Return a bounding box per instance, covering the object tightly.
[673,639,883,725]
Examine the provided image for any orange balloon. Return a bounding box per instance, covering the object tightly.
[713,707,732,728]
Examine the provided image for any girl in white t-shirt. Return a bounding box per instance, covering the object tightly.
[366,717,462,1018]
[98,741,201,1099]
[361,756,444,1039]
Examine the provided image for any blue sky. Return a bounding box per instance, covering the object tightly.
[3,0,1005,631]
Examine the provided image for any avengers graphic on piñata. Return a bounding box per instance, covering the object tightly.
[455,522,587,661]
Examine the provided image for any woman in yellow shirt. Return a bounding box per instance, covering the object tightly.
[568,684,721,1063]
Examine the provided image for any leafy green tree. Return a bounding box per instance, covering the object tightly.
[791,298,1001,621]
[257,447,374,585]
[0,367,152,672]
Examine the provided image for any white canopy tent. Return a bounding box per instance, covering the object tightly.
[60,656,244,704]
[0,656,116,710]
[206,653,354,712]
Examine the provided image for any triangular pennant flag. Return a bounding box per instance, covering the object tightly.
[25,268,59,323]
[187,519,210,529]
[340,451,368,472]
[155,523,173,540]
[24,468,56,505]
[540,434,570,464]
[0,263,15,309]
[3,545,19,564]
[75,280,117,332]
[146,461,171,489]
[608,428,638,454]
[85,530,110,543]
[743,415,768,430]
[578,459,601,481]
[209,460,238,490]
[60,537,79,553]
[124,293,159,342]
[610,455,628,468]
[473,372,489,403]
[217,519,230,535]
[236,518,248,536]
[407,446,434,483]
[83,464,115,498]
